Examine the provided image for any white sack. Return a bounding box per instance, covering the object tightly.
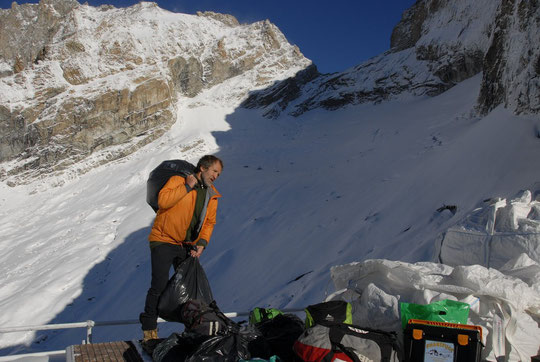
[436,190,540,268]
[329,257,540,362]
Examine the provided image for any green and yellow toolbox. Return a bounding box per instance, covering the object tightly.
[403,319,483,362]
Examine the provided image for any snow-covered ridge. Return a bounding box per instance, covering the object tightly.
[0,0,311,185]
[245,0,540,118]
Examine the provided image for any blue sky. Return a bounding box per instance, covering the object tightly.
[1,0,417,73]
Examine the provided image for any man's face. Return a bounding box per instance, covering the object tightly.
[200,161,222,187]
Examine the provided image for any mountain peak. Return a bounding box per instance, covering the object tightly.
[196,10,239,27]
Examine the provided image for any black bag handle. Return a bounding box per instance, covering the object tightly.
[327,326,362,362]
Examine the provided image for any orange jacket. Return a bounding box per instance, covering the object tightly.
[148,175,221,246]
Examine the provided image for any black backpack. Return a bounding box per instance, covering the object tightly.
[146,160,196,212]
[180,300,238,336]
[255,313,305,361]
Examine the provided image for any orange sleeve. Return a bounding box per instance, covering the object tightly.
[157,176,190,210]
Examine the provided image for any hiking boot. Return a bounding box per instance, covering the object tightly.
[142,329,158,342]
[141,329,159,355]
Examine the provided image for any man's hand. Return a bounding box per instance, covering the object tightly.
[190,245,204,258]
[186,174,198,188]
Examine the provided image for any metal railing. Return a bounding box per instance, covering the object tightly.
[0,349,66,361]
[0,308,305,360]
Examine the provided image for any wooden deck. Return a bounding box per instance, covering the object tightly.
[66,341,145,362]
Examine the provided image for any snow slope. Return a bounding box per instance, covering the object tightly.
[1,68,540,358]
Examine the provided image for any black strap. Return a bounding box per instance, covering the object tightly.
[321,351,334,362]
[328,326,361,362]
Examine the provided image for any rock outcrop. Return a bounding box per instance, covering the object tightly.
[477,0,540,115]
[0,0,79,75]
[242,64,320,118]
[0,0,310,184]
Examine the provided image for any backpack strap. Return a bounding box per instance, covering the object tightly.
[327,325,362,362]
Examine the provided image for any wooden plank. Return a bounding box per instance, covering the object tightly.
[111,341,127,361]
[78,344,90,362]
[70,341,143,361]
[86,344,94,362]
[95,342,107,362]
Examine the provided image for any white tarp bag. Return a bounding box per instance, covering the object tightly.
[328,257,540,361]
[435,190,540,269]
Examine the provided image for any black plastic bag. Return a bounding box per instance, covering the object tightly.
[158,257,214,322]
[152,332,210,362]
[154,325,270,362]
[242,324,274,360]
[186,333,254,362]
[256,314,304,361]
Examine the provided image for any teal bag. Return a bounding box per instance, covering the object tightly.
[400,299,470,329]
[240,356,281,362]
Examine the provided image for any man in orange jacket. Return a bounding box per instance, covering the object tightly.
[140,155,223,342]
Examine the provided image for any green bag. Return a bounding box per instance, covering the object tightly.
[400,299,470,329]
[249,307,283,325]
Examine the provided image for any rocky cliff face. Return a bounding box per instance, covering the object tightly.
[0,0,310,185]
[477,0,540,115]
[392,0,539,115]
[246,0,539,118]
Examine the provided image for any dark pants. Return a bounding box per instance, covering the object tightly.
[140,242,189,331]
